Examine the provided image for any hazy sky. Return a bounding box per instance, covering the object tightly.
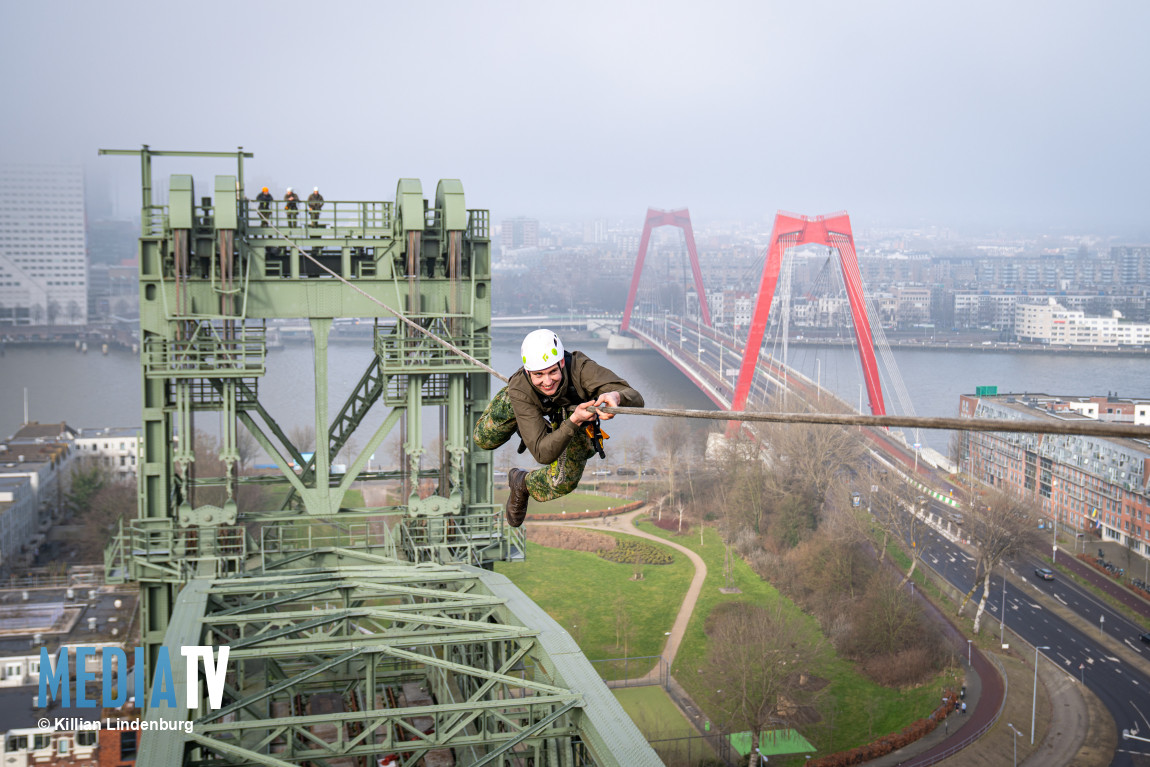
[3,1,1148,234]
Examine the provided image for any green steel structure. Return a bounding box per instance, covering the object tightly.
[100,148,661,767]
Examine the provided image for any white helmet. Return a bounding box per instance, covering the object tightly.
[287,187,293,193]
[521,329,564,371]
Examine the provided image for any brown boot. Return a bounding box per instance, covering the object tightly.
[506,468,529,527]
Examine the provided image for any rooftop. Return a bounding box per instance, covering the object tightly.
[8,422,77,442]
[0,587,138,657]
[75,427,140,440]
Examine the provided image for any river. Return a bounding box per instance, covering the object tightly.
[1,338,1146,460]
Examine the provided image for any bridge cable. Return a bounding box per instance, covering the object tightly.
[255,210,1150,442]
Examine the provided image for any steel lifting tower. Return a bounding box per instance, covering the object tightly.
[100,148,659,767]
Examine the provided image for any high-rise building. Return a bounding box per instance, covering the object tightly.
[0,165,88,326]
[501,216,539,251]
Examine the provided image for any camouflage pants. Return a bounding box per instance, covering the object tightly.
[473,386,594,503]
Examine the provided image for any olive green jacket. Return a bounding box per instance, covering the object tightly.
[507,351,643,464]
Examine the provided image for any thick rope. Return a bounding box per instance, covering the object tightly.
[592,405,1150,440]
[260,216,510,383]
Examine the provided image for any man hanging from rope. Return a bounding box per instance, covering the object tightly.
[474,329,644,527]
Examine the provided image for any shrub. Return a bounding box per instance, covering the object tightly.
[531,527,616,553]
[598,540,673,565]
[649,515,690,534]
[860,647,939,688]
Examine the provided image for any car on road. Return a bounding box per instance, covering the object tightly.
[1140,631,1150,645]
[591,469,612,477]
[1035,567,1054,581]
[615,467,637,476]
[948,512,964,525]
[641,468,659,476]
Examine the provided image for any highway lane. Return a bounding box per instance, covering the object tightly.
[909,502,1150,766]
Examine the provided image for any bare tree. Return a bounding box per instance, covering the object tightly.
[288,423,317,454]
[861,465,922,577]
[235,428,259,474]
[76,478,136,561]
[704,601,828,754]
[957,488,1039,633]
[714,431,770,535]
[631,434,651,475]
[898,494,930,589]
[756,405,866,509]
[613,596,634,655]
[654,417,691,511]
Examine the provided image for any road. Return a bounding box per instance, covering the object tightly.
[908,498,1150,767]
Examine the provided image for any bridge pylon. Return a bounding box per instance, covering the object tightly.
[621,208,712,332]
[732,210,886,416]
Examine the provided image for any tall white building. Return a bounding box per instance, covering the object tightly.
[0,165,88,326]
[1015,298,1150,347]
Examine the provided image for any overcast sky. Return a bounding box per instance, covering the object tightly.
[2,1,1148,235]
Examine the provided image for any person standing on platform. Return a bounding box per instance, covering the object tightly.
[284,187,300,227]
[256,187,273,226]
[308,187,324,226]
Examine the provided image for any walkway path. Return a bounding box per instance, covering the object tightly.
[532,503,706,681]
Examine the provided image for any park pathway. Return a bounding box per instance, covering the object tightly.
[533,503,707,682]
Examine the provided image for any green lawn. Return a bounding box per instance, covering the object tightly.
[614,686,719,763]
[493,488,635,515]
[494,534,692,679]
[633,519,950,758]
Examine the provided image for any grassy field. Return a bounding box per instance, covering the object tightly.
[494,534,693,679]
[492,488,635,515]
[614,686,719,764]
[633,518,952,759]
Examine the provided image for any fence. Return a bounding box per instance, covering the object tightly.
[592,654,668,688]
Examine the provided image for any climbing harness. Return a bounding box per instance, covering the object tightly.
[584,415,609,460]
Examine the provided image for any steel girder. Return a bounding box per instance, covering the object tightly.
[137,556,660,767]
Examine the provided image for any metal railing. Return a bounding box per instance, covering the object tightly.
[396,509,519,566]
[243,199,394,234]
[141,327,267,378]
[257,519,397,559]
[104,519,247,583]
[375,326,491,373]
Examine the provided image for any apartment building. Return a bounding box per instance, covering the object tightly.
[0,165,88,326]
[958,392,1150,559]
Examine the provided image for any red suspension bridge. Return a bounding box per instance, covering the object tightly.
[615,206,935,473]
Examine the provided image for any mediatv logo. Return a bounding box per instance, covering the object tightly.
[38,646,230,710]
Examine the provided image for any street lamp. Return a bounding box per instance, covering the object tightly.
[1000,565,1008,647]
[1032,646,1050,744]
[967,639,972,666]
[1008,723,1022,767]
